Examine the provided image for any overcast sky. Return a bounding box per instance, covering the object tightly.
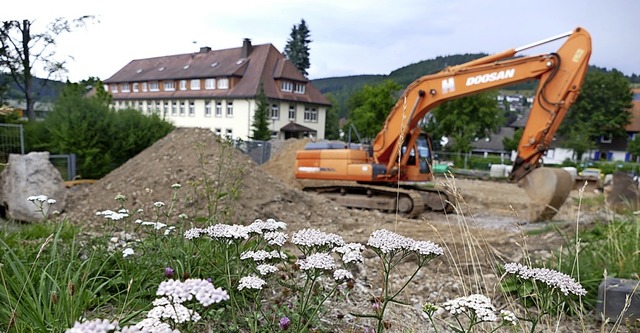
[4,0,639,82]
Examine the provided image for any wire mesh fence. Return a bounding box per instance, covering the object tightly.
[0,123,25,164]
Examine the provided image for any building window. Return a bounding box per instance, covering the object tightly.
[180,80,187,91]
[271,104,279,120]
[190,79,200,90]
[146,100,152,113]
[205,100,212,117]
[155,101,161,114]
[179,101,185,116]
[215,101,222,117]
[294,83,305,94]
[188,101,195,116]
[111,84,118,93]
[225,128,233,140]
[281,81,293,92]
[142,82,148,92]
[171,101,177,116]
[218,78,229,89]
[205,78,216,90]
[103,84,109,92]
[137,101,143,111]
[133,83,139,92]
[163,101,169,116]
[304,107,318,123]
[288,105,296,120]
[121,83,130,92]
[226,101,233,117]
[214,128,222,136]
[600,134,612,143]
[149,81,159,91]
[164,81,175,91]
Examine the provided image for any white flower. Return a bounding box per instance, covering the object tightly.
[367,229,415,254]
[503,263,587,296]
[184,227,202,240]
[156,279,229,306]
[65,318,119,333]
[240,250,286,262]
[28,195,48,202]
[47,198,57,204]
[333,269,353,281]
[122,248,134,258]
[147,302,199,324]
[141,221,167,230]
[136,208,144,213]
[443,294,497,322]
[200,224,252,241]
[292,229,345,249]
[97,210,129,221]
[297,253,336,271]
[178,213,188,220]
[238,276,266,290]
[164,226,176,236]
[500,310,517,325]
[153,201,165,208]
[171,183,182,189]
[256,264,279,276]
[263,231,288,246]
[250,218,287,233]
[114,194,126,201]
[333,243,365,263]
[133,318,178,333]
[412,240,444,257]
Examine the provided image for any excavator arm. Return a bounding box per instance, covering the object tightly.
[373,27,591,184]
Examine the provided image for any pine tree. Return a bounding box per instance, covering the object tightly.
[251,82,271,140]
[283,19,311,76]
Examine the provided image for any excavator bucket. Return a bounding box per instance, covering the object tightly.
[518,167,573,222]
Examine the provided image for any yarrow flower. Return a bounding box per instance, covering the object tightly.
[443,294,498,322]
[256,264,279,276]
[153,201,165,208]
[297,253,336,271]
[238,275,266,290]
[503,262,587,296]
[250,218,287,233]
[122,248,134,258]
[240,250,288,262]
[263,231,288,247]
[65,318,119,333]
[28,195,49,202]
[156,279,229,306]
[114,194,126,202]
[367,229,415,254]
[412,240,444,257]
[333,269,353,281]
[97,210,129,221]
[499,309,517,325]
[292,228,345,251]
[171,183,182,190]
[333,243,365,264]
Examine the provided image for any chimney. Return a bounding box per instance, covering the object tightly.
[241,38,252,58]
[199,46,211,53]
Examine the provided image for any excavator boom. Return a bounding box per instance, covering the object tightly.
[295,27,592,221]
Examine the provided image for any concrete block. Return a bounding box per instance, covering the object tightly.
[597,278,640,323]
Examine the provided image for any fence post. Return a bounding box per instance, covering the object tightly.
[69,153,77,180]
[19,124,25,155]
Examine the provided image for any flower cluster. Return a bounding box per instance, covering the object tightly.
[503,263,587,296]
[297,253,337,271]
[65,319,119,333]
[333,269,353,281]
[97,209,130,221]
[367,229,443,258]
[238,275,267,290]
[292,228,345,253]
[499,309,518,326]
[249,218,287,232]
[240,250,288,262]
[156,278,229,306]
[263,231,288,247]
[256,264,279,276]
[443,294,498,322]
[333,243,365,264]
[27,195,56,205]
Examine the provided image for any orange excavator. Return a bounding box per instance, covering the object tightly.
[295,27,591,221]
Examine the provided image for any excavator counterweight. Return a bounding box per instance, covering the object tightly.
[295,27,592,221]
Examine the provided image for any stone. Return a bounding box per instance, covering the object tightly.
[597,277,640,323]
[603,171,640,213]
[0,152,67,222]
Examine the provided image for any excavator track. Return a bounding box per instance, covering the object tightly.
[302,183,453,218]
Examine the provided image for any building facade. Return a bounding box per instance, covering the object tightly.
[103,39,330,140]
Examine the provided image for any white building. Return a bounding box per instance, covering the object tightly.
[103,39,330,140]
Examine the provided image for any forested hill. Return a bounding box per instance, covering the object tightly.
[311,53,640,118]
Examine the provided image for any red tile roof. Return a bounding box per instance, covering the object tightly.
[104,41,330,106]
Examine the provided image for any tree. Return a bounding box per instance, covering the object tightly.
[324,93,340,140]
[0,17,94,121]
[344,80,402,139]
[283,19,311,76]
[250,82,271,140]
[426,92,503,154]
[561,70,633,143]
[627,135,640,162]
[502,128,523,152]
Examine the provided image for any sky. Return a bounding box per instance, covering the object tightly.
[3,0,639,83]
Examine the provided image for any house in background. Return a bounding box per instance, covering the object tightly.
[103,39,331,140]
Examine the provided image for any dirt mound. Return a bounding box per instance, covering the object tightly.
[262,138,310,189]
[64,128,377,232]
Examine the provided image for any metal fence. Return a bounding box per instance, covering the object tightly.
[50,154,77,181]
[0,123,25,163]
[235,140,272,165]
